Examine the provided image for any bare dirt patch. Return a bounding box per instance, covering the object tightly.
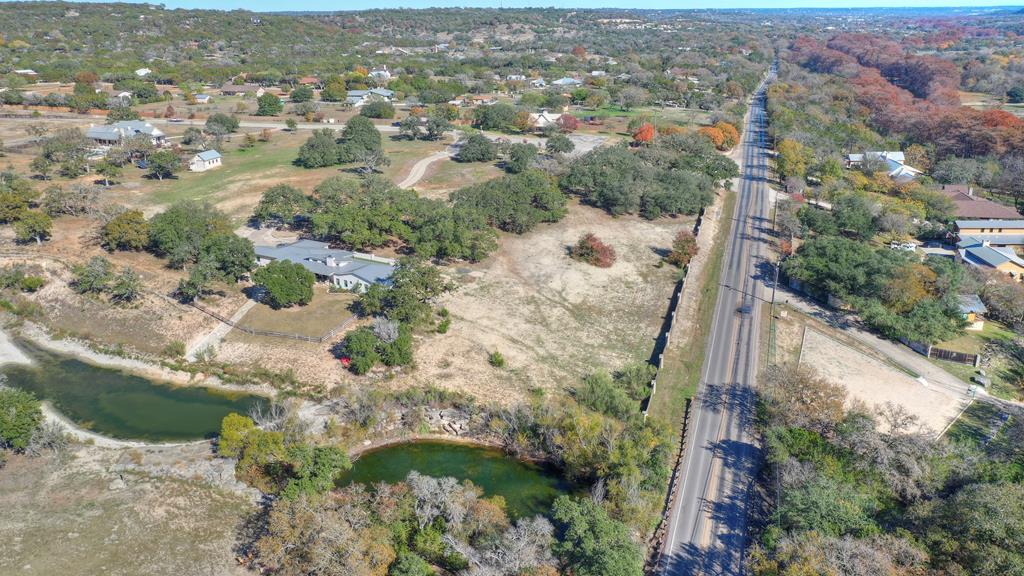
[798,327,967,435]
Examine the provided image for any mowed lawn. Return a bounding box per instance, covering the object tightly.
[146,135,448,216]
[236,286,358,339]
[148,136,336,208]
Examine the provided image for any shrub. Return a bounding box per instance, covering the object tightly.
[206,113,240,133]
[72,256,114,294]
[163,340,186,358]
[546,133,575,154]
[18,275,45,292]
[0,267,45,293]
[570,233,616,268]
[488,351,506,368]
[252,260,315,308]
[101,209,149,251]
[0,388,43,451]
[339,327,381,374]
[359,101,395,119]
[666,230,699,268]
[576,371,636,419]
[455,133,497,163]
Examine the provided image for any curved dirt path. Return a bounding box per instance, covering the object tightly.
[397,146,454,189]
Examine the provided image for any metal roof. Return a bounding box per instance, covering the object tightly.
[960,244,1024,269]
[254,240,396,284]
[956,219,1024,230]
[194,150,221,161]
[958,294,988,315]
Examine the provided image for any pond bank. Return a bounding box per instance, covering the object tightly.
[338,439,577,518]
[15,321,276,398]
[2,335,268,442]
[0,325,31,366]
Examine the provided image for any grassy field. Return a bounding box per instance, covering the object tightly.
[945,401,1002,446]
[959,90,1024,118]
[937,320,1015,355]
[135,134,447,220]
[148,135,325,206]
[415,157,504,199]
[650,189,736,424]
[932,320,1022,401]
[236,286,357,338]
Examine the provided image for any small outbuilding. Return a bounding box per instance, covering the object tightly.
[189,150,222,172]
[958,294,989,331]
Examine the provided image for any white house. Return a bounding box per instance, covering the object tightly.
[529,109,563,128]
[368,66,392,81]
[13,69,38,77]
[189,150,222,172]
[86,120,166,146]
[135,67,152,77]
[845,151,923,183]
[345,88,394,107]
[193,93,213,104]
[220,83,265,97]
[506,74,527,81]
[254,239,396,292]
[551,77,583,87]
[530,78,547,89]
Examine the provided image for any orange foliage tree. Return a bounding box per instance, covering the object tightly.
[698,126,726,149]
[714,121,740,149]
[632,123,655,145]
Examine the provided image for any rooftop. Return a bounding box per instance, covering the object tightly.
[939,189,1022,220]
[956,219,1024,230]
[958,294,988,315]
[254,240,396,284]
[194,150,221,161]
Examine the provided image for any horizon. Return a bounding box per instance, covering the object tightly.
[1,0,1021,12]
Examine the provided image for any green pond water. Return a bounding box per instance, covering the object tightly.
[2,341,266,442]
[338,441,577,518]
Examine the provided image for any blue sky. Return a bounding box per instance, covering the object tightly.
[15,0,1021,11]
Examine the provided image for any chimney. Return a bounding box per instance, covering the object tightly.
[326,256,336,267]
[982,240,991,248]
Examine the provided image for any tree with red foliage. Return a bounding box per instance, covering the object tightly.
[557,114,579,133]
[570,233,616,268]
[666,230,699,268]
[571,45,587,59]
[632,123,655,145]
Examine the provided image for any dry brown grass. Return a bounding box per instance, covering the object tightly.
[388,201,691,404]
[0,448,252,576]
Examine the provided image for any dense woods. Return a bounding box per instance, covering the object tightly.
[750,364,1024,576]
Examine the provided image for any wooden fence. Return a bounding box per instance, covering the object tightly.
[928,346,981,367]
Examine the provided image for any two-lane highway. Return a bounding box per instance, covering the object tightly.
[662,68,776,576]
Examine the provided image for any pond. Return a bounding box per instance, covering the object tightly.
[337,441,577,519]
[2,340,266,442]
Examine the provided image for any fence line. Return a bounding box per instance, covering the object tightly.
[928,346,980,367]
[186,299,356,344]
[1,251,356,344]
[641,206,705,421]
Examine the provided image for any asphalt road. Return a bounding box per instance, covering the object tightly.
[662,68,776,576]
